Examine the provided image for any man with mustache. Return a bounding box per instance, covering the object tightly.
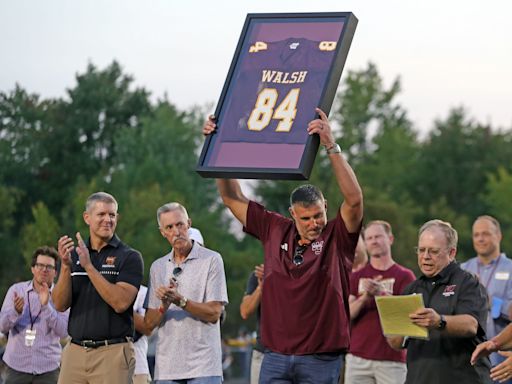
[142,202,228,384]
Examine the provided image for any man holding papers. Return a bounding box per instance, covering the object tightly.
[388,219,492,384]
[346,220,415,384]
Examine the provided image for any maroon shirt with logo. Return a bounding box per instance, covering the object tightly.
[244,201,360,354]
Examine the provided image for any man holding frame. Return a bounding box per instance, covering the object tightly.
[203,107,363,383]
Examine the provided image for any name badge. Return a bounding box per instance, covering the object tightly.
[495,272,510,280]
[25,329,36,347]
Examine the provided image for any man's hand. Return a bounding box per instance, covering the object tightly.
[409,307,441,329]
[471,340,498,365]
[38,282,50,306]
[490,351,512,383]
[361,276,384,297]
[57,235,75,267]
[203,115,216,136]
[307,108,336,147]
[76,232,92,270]
[255,264,264,287]
[13,292,24,314]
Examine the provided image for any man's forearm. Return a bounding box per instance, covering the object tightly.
[84,265,137,313]
[442,314,478,337]
[240,288,262,320]
[329,151,363,209]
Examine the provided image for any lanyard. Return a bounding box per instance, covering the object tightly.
[27,290,42,330]
[477,254,501,289]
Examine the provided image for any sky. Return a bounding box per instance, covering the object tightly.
[1,0,511,134]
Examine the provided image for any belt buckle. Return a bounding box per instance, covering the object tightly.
[82,339,94,349]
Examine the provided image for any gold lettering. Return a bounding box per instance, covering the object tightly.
[260,70,308,84]
[297,71,308,83]
[319,41,337,51]
[261,70,276,82]
[249,41,268,53]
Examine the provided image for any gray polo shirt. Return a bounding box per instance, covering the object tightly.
[147,241,228,380]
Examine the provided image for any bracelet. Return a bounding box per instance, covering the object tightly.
[325,143,341,155]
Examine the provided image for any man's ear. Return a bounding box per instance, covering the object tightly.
[83,211,90,226]
[289,206,295,219]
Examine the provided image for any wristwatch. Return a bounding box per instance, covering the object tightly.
[178,297,188,309]
[326,143,342,155]
[438,314,447,330]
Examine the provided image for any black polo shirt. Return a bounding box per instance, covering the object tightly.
[68,234,143,340]
[403,262,492,384]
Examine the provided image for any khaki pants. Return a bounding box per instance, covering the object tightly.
[58,341,135,384]
[250,349,264,384]
[133,374,151,384]
[344,354,406,384]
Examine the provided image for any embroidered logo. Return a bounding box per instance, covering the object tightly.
[311,240,324,255]
[442,285,456,297]
[280,243,288,252]
[102,256,117,269]
[105,256,116,265]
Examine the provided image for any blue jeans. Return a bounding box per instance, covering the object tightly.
[259,351,343,384]
[155,377,222,384]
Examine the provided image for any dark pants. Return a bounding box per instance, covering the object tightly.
[4,366,59,384]
[259,351,343,384]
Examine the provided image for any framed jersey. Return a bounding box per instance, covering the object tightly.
[197,12,358,180]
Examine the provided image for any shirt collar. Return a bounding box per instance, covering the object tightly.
[420,261,459,283]
[477,253,503,266]
[169,240,200,264]
[85,233,121,250]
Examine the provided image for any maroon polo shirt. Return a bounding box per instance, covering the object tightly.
[244,201,360,354]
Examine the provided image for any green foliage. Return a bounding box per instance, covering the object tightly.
[20,202,60,268]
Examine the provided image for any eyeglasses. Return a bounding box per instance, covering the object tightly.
[414,247,446,257]
[34,263,56,271]
[293,244,307,266]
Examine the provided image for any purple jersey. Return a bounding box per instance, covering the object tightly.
[217,38,336,145]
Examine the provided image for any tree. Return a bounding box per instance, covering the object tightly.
[20,202,60,267]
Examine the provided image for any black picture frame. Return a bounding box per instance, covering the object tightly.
[197,12,358,180]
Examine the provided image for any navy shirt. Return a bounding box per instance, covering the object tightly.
[68,234,143,340]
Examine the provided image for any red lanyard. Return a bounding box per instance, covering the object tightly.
[477,255,501,289]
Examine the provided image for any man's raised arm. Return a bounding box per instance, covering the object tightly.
[307,108,363,233]
[203,115,250,227]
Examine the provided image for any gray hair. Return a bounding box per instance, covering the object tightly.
[156,202,189,227]
[419,219,458,250]
[85,192,118,212]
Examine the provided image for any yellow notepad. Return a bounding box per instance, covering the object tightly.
[375,294,429,339]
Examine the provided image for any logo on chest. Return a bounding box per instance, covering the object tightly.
[311,240,324,255]
[442,285,457,297]
[102,255,117,269]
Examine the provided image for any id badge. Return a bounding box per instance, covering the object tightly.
[25,329,36,347]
